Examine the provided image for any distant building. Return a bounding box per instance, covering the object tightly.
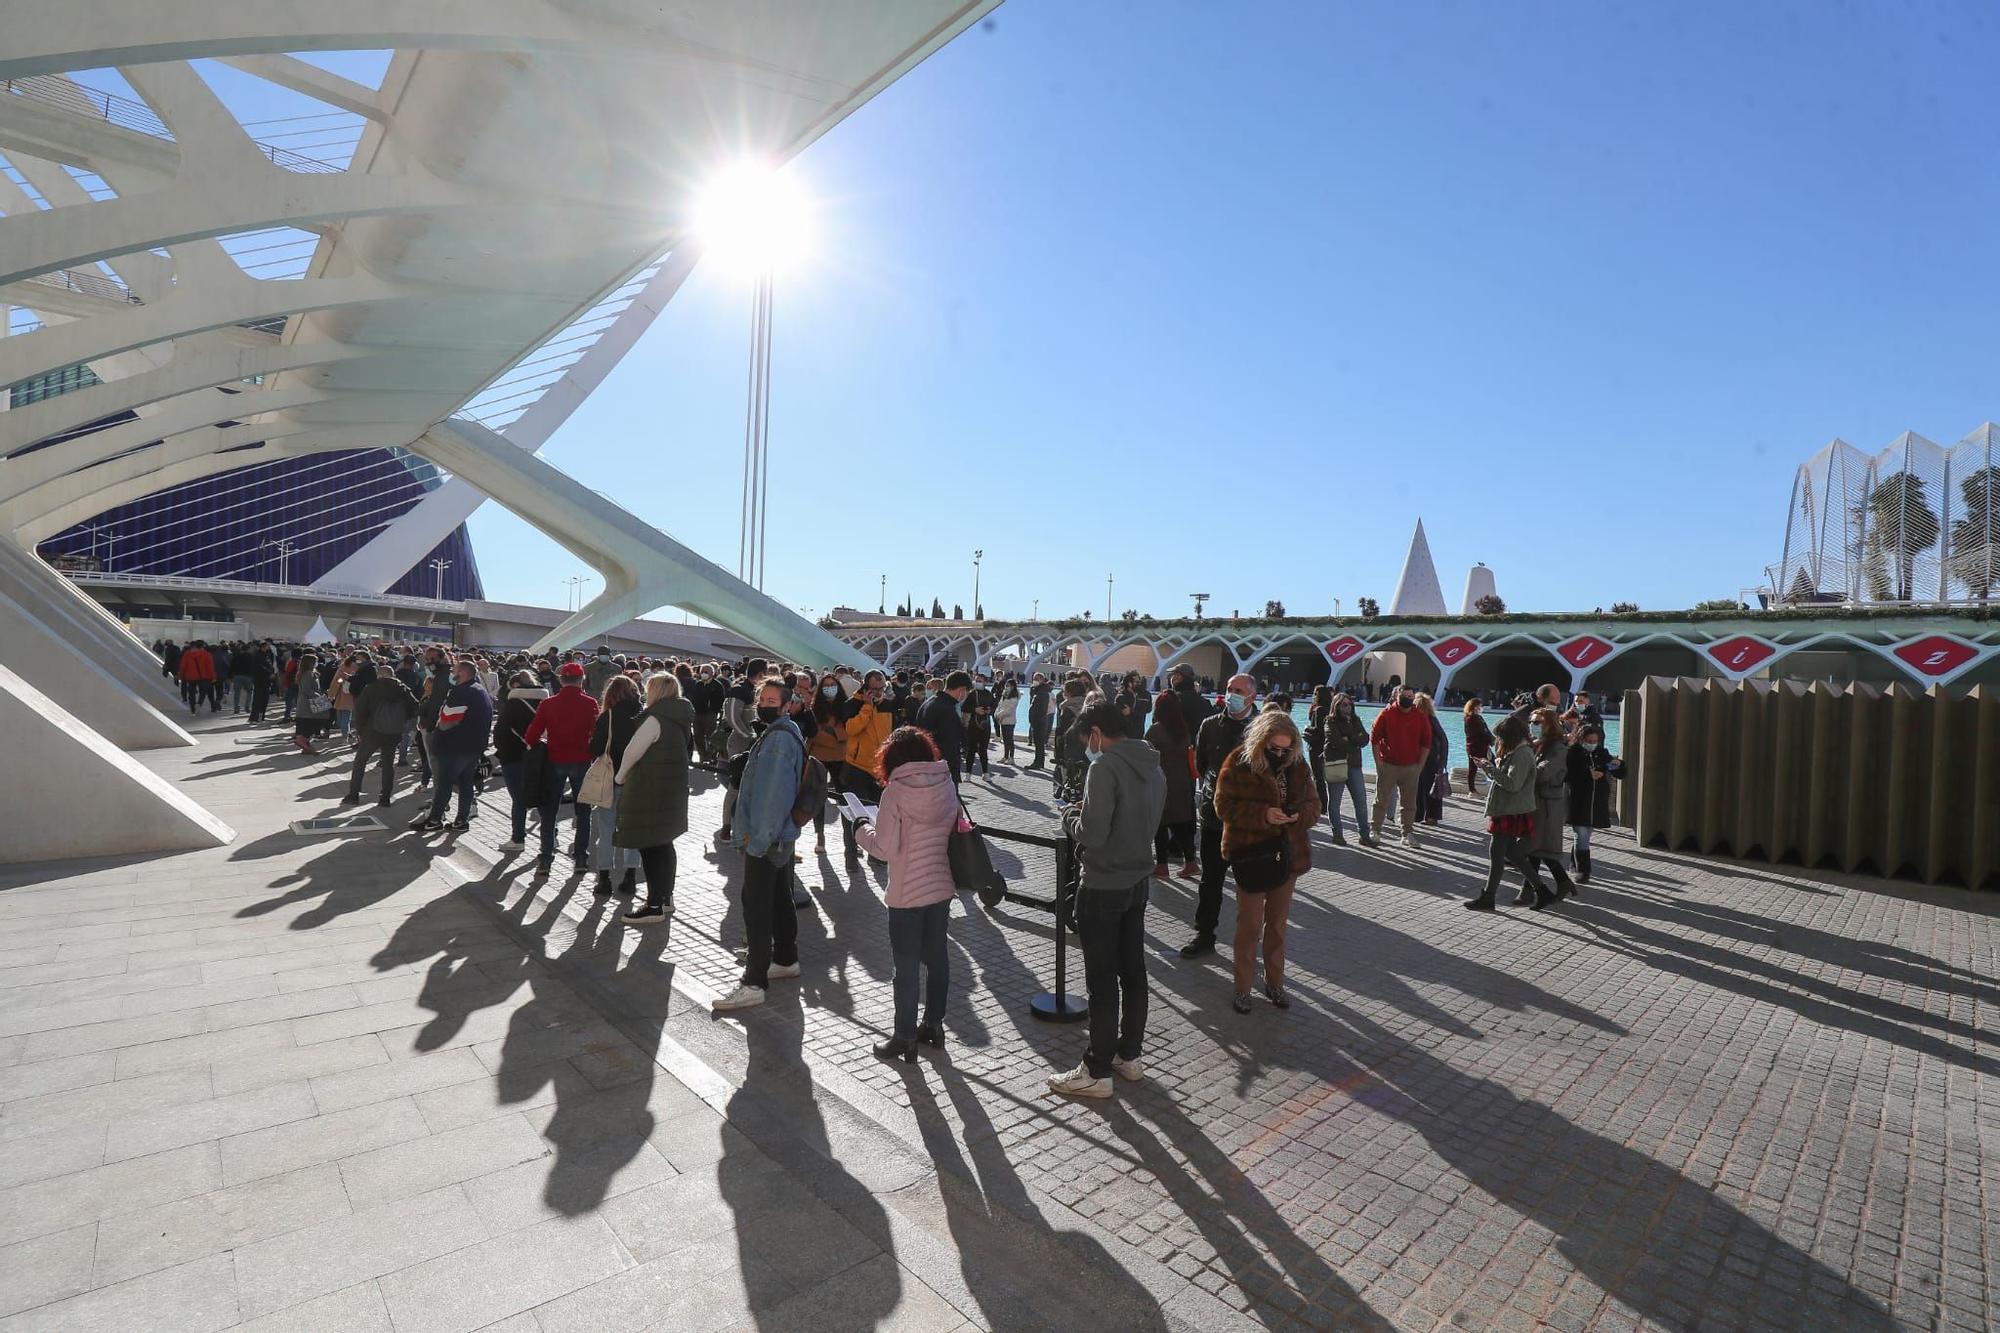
[1389,519,1448,616]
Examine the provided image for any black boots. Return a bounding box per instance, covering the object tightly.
[873,1037,917,1064]
[1545,857,1577,900]
[1575,848,1592,884]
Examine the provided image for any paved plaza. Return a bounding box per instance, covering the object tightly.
[0,716,1994,1331]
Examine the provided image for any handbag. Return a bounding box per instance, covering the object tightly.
[1229,836,1290,893]
[948,806,1007,908]
[1322,758,1349,785]
[579,753,616,808]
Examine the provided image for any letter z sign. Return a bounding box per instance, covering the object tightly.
[1891,635,1978,681]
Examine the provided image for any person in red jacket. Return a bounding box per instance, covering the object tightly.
[523,661,601,875]
[177,640,218,715]
[1369,685,1431,847]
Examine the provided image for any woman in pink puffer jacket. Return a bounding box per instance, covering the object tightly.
[855,726,960,1063]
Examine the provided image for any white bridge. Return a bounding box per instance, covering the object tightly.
[830,611,2000,696]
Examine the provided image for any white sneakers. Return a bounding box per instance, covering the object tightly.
[1046,1061,1114,1099]
[1403,829,1421,849]
[711,984,766,1012]
[1111,1056,1145,1083]
[765,962,801,980]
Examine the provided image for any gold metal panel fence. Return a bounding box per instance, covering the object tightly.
[1621,677,1997,889]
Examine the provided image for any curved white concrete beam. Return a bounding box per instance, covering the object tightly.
[418,419,855,665]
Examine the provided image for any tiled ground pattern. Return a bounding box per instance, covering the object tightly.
[444,734,1997,1332]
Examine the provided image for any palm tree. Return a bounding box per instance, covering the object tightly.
[1854,472,1940,601]
[1949,465,1999,601]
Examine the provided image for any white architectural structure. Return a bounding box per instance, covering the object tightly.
[1461,562,1498,615]
[1389,519,1448,616]
[1774,425,1998,606]
[0,3,997,859]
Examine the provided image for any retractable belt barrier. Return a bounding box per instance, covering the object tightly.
[976,823,1087,1023]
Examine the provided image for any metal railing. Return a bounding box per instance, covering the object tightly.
[21,268,143,304]
[2,75,348,173]
[61,570,462,613]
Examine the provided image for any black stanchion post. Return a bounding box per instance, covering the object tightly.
[1029,833,1087,1022]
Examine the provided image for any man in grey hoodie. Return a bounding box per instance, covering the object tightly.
[1049,701,1167,1099]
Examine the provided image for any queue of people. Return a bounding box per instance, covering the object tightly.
[195,628,1623,1103]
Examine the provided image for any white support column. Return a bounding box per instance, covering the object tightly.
[0,588,193,749]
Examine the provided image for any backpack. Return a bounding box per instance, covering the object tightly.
[790,756,829,828]
[366,686,412,736]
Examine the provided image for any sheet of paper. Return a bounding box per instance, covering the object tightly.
[840,792,877,823]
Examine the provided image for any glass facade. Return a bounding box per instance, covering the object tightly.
[20,371,484,600]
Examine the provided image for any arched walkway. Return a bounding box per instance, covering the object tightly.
[1242,636,1330,693]
[1446,636,1570,700]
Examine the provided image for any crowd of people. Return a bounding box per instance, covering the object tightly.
[157,634,1622,1099]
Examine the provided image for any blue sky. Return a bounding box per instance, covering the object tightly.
[86,5,2000,620]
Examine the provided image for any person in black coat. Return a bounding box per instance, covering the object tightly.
[916,671,970,784]
[1563,723,1622,883]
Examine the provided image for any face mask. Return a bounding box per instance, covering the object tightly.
[1085,741,1104,764]
[1265,747,1290,769]
[821,685,838,699]
[1224,693,1252,717]
[1397,698,1413,710]
[755,705,781,725]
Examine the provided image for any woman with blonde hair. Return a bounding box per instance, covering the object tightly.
[1214,709,1321,1014]
[613,671,695,925]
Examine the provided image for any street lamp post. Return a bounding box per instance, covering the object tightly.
[1106,573,1114,621]
[1190,592,1210,620]
[879,574,886,615]
[264,538,296,584]
[429,557,452,601]
[972,550,983,618]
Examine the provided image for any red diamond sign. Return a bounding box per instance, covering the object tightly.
[1325,636,1365,664]
[1891,635,1978,679]
[1704,636,1775,674]
[1429,636,1479,667]
[1555,635,1614,670]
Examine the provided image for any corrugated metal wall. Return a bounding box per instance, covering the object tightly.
[1624,677,1997,889]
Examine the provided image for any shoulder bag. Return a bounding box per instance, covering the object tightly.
[948,805,1007,908]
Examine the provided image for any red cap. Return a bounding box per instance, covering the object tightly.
[558,662,586,681]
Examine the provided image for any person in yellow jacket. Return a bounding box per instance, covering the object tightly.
[838,669,898,864]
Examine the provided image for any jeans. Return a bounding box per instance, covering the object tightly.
[230,676,254,712]
[1030,717,1051,766]
[1572,824,1593,854]
[1373,760,1420,836]
[739,854,798,989]
[1194,815,1227,937]
[999,723,1016,761]
[335,708,353,739]
[887,899,950,1038]
[282,684,296,719]
[539,761,591,857]
[591,786,640,873]
[426,751,479,822]
[501,760,528,842]
[1078,878,1150,1078]
[397,721,418,766]
[1328,766,1368,840]
[638,842,676,907]
[348,733,397,802]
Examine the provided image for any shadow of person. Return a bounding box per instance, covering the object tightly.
[901,1063,1168,1329]
[1536,901,2000,1077]
[1093,1090,1398,1331]
[236,833,439,929]
[371,860,668,1218]
[1314,997,1900,1331]
[719,989,903,1330]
